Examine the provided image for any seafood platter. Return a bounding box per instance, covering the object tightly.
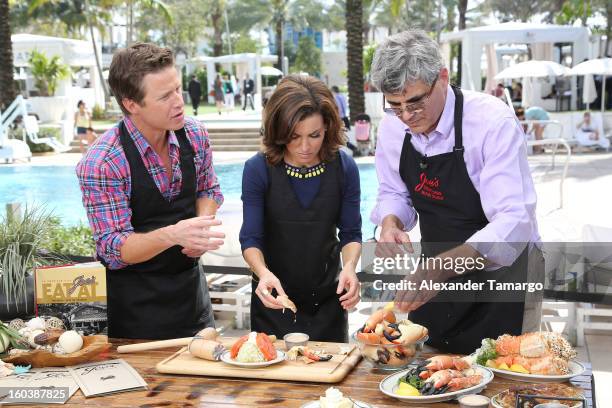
[379,355,494,403]
[473,331,585,382]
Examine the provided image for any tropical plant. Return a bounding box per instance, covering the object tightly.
[226,0,332,71]
[26,0,114,100]
[28,50,70,96]
[222,32,262,55]
[40,217,96,258]
[346,0,365,123]
[0,0,17,109]
[294,36,321,75]
[363,43,377,77]
[0,206,59,315]
[136,0,209,57]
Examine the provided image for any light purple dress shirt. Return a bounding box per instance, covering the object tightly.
[370,85,540,267]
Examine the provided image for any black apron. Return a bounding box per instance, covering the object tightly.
[251,153,348,342]
[399,86,526,354]
[102,122,212,340]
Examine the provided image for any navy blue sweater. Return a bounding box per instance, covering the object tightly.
[239,150,362,252]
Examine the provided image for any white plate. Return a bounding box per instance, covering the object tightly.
[482,360,585,383]
[379,365,494,403]
[490,391,583,408]
[301,400,373,408]
[220,349,285,368]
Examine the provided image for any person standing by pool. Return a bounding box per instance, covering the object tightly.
[213,74,224,115]
[369,30,542,354]
[76,43,225,340]
[74,100,92,154]
[187,74,202,116]
[239,75,362,342]
[331,86,350,130]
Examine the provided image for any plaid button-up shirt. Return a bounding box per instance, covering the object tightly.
[76,116,224,270]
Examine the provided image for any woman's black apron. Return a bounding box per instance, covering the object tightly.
[102,122,212,340]
[251,153,348,342]
[398,86,527,354]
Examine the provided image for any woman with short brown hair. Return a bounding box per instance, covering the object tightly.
[239,75,362,342]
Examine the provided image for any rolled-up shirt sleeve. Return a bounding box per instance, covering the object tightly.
[466,115,536,266]
[370,118,418,231]
[76,156,133,270]
[190,120,224,206]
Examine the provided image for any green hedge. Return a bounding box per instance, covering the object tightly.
[40,217,96,257]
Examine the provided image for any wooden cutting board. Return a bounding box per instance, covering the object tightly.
[156,337,362,383]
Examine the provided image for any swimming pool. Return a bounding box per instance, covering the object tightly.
[0,163,380,239]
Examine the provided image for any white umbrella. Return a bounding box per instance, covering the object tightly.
[495,60,570,80]
[567,58,612,76]
[583,74,597,108]
[567,58,612,112]
[260,66,283,76]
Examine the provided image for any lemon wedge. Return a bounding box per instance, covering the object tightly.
[396,382,420,396]
[485,359,497,368]
[498,362,510,371]
[510,364,530,374]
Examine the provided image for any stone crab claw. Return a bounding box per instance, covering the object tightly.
[287,346,332,362]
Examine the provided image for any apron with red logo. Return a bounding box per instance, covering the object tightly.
[398,86,526,354]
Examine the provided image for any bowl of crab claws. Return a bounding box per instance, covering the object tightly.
[353,309,429,371]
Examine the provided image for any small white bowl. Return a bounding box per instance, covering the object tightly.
[458,394,490,408]
[284,332,309,349]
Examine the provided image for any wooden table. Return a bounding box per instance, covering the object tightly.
[61,338,596,408]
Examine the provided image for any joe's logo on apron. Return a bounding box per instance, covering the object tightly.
[415,172,444,201]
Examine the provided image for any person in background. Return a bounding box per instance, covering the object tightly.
[575,111,610,150]
[76,43,225,340]
[240,75,362,342]
[492,83,505,99]
[213,74,224,115]
[516,106,549,154]
[512,82,523,102]
[231,75,240,107]
[331,86,350,130]
[86,126,97,146]
[188,74,202,116]
[243,73,255,111]
[223,75,235,111]
[74,100,92,154]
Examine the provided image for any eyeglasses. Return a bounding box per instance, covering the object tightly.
[383,77,438,117]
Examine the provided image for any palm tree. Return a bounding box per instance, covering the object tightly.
[271,0,289,71]
[0,0,16,108]
[456,0,467,85]
[227,0,333,72]
[28,0,114,100]
[346,0,364,123]
[209,0,224,56]
[126,0,173,46]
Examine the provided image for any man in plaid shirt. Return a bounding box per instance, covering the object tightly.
[76,43,224,339]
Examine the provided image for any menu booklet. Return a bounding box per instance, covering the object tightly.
[0,368,78,404]
[69,359,147,397]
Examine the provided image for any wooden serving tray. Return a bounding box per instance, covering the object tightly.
[156,337,362,383]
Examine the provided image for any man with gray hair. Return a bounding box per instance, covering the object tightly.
[370,30,542,354]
